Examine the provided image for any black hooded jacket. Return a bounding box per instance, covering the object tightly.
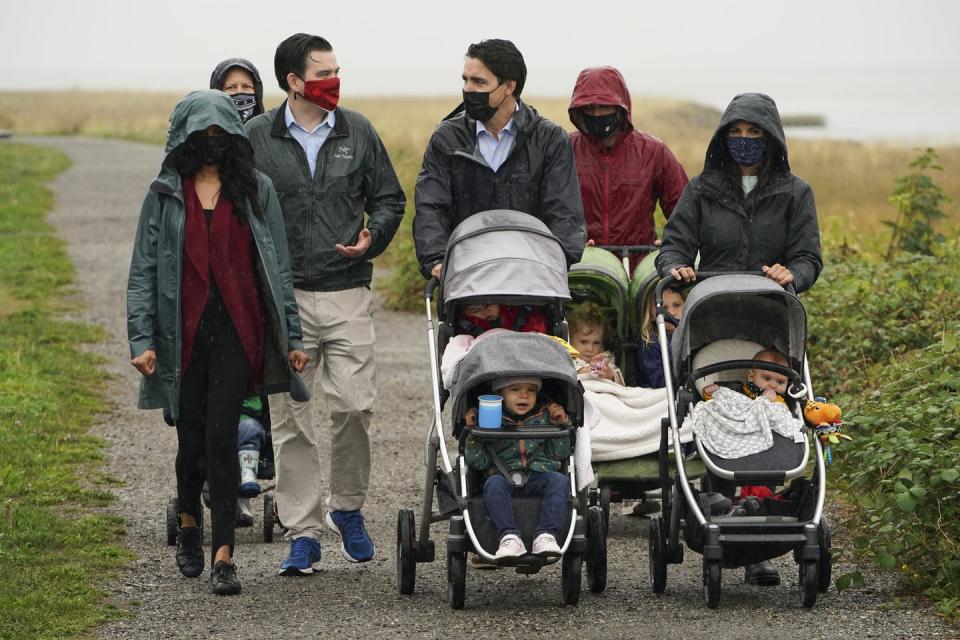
[413,100,586,278]
[656,93,822,293]
[209,58,265,120]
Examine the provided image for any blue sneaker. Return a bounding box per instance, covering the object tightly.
[326,511,375,562]
[278,537,322,576]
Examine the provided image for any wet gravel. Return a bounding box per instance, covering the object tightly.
[23,135,958,639]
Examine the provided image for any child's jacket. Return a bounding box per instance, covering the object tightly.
[465,404,571,476]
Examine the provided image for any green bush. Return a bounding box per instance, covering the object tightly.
[804,242,960,617]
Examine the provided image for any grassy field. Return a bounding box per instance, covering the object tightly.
[0,143,130,639]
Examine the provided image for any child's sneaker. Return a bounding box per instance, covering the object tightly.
[238,450,261,498]
[494,534,527,559]
[532,533,562,558]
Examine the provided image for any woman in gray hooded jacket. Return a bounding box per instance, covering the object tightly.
[656,93,822,293]
[127,90,308,595]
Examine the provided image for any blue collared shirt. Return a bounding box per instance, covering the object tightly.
[285,101,336,177]
[475,109,517,172]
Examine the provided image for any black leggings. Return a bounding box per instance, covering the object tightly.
[176,293,250,563]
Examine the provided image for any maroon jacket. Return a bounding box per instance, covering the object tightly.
[569,67,688,250]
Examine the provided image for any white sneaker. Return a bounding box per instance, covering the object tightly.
[494,534,527,559]
[532,533,562,558]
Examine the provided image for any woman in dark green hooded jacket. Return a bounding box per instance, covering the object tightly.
[656,92,822,293]
[126,90,308,595]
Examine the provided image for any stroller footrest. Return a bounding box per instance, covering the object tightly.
[718,533,807,544]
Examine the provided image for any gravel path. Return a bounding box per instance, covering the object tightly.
[22,135,956,639]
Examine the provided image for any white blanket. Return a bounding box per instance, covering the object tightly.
[689,386,805,459]
[584,377,691,462]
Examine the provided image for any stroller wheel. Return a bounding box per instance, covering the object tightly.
[586,506,607,593]
[396,509,417,595]
[703,559,721,609]
[800,560,819,608]
[817,517,832,593]
[649,516,667,594]
[447,551,466,610]
[262,494,274,543]
[599,487,611,533]
[561,550,582,605]
[165,496,179,546]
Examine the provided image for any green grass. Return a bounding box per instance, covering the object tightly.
[0,143,131,639]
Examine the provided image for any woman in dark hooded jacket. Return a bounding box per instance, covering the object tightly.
[210,57,265,124]
[656,93,822,293]
[127,90,308,595]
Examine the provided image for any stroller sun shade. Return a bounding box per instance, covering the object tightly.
[671,275,807,379]
[450,332,583,436]
[441,210,571,304]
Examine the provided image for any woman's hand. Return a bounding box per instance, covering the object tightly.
[669,266,696,282]
[762,263,794,286]
[288,349,309,373]
[131,349,157,376]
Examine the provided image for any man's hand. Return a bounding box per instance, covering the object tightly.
[288,349,309,373]
[430,262,443,280]
[670,266,696,282]
[762,263,794,286]
[131,349,157,376]
[335,228,372,259]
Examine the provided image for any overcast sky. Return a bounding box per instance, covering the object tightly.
[3,0,959,96]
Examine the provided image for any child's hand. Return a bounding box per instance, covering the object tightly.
[702,383,718,399]
[464,407,477,427]
[762,388,778,402]
[546,402,569,424]
[590,355,614,380]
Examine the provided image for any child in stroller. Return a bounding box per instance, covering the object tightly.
[464,376,571,559]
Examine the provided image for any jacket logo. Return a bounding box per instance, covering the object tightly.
[333,145,354,160]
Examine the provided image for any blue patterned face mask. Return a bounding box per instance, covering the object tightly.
[726,136,766,166]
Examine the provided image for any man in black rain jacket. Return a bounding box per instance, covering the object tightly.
[413,39,586,279]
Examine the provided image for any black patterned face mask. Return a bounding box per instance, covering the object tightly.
[230,93,257,123]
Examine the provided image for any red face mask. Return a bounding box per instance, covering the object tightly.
[299,76,340,111]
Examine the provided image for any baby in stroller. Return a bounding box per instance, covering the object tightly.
[464,376,571,559]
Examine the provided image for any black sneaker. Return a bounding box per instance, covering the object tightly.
[175,526,204,578]
[209,560,241,595]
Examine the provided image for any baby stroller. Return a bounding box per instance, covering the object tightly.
[164,397,280,545]
[396,210,606,608]
[647,273,831,609]
[568,247,704,529]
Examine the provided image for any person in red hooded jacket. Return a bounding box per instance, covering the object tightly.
[568,67,688,269]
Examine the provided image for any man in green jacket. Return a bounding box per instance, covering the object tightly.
[245,33,406,573]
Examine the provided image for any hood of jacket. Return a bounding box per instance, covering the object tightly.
[568,66,633,135]
[209,57,265,116]
[156,90,250,192]
[704,92,789,173]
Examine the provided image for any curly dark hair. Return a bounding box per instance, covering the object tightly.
[170,133,263,220]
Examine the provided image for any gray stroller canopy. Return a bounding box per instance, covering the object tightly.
[450,331,582,429]
[671,274,807,376]
[441,210,571,304]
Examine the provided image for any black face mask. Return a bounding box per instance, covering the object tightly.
[230,93,258,123]
[189,134,231,166]
[582,111,620,139]
[462,84,505,122]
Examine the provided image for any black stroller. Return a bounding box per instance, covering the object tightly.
[647,273,831,608]
[395,210,607,608]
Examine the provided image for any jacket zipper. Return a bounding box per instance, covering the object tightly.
[602,154,610,244]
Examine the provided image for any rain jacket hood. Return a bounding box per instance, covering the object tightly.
[209,57,265,118]
[163,89,248,155]
[704,92,789,173]
[568,66,633,134]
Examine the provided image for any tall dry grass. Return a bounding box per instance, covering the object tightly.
[2,90,957,250]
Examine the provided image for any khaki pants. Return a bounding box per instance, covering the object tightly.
[271,287,376,540]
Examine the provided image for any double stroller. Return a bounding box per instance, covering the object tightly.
[396,210,607,608]
[648,273,831,608]
[568,246,704,527]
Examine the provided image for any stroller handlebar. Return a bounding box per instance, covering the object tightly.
[424,276,440,301]
[655,270,797,314]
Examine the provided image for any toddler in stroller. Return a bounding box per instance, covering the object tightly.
[464,376,571,559]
